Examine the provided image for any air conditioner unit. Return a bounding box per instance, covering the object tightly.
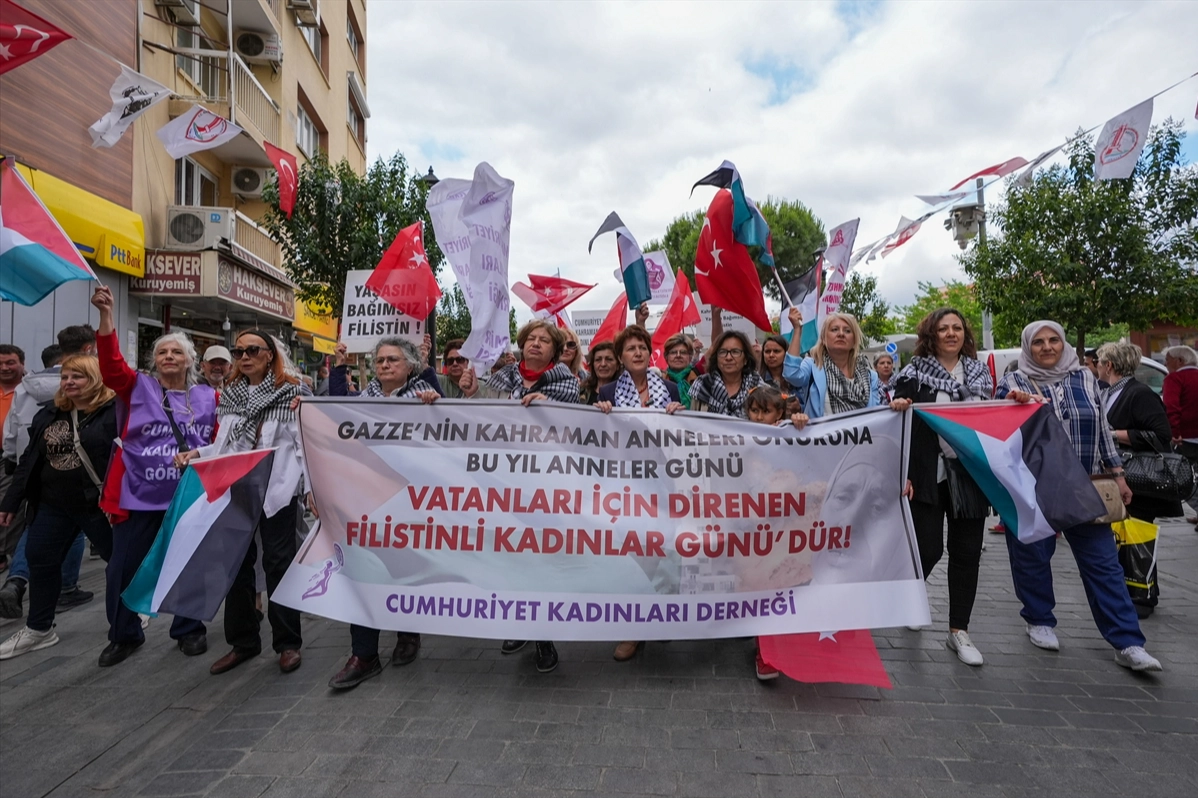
[165,206,234,250]
[231,167,271,199]
[234,30,282,65]
[156,0,201,26]
[288,0,320,27]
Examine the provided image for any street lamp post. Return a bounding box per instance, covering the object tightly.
[975,177,994,350]
[418,166,440,367]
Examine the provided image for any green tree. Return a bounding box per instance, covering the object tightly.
[959,119,1198,356]
[892,279,1020,347]
[644,197,825,301]
[261,152,440,312]
[838,273,896,343]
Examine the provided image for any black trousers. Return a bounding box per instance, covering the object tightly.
[224,497,301,654]
[26,505,112,632]
[107,510,204,643]
[909,480,985,631]
[349,624,418,660]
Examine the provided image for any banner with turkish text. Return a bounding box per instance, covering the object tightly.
[275,402,928,639]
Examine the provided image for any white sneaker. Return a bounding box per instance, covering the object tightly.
[0,626,60,660]
[906,624,925,631]
[946,630,983,666]
[1115,646,1162,672]
[1026,624,1059,651]
[139,613,150,630]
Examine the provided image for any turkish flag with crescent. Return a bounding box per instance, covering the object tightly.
[0,0,72,75]
[511,274,595,316]
[263,142,298,218]
[365,221,442,320]
[758,630,892,688]
[651,269,701,370]
[591,292,628,347]
[694,189,771,332]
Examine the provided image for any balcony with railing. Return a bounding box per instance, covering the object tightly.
[169,49,280,163]
[233,210,290,282]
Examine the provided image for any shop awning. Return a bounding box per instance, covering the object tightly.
[293,297,339,355]
[15,162,145,278]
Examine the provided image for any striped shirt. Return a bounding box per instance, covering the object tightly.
[996,368,1122,476]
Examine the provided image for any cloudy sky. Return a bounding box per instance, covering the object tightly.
[367,0,1198,321]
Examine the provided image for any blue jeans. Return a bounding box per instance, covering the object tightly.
[8,527,86,590]
[1004,522,1145,650]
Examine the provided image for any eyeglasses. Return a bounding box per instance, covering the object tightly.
[563,342,578,350]
[229,345,267,359]
[444,356,469,365]
[375,356,405,365]
[666,348,690,358]
[717,349,745,358]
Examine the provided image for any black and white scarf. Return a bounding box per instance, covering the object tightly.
[901,356,992,402]
[824,354,873,415]
[219,374,299,449]
[613,370,673,409]
[690,371,763,418]
[363,375,435,399]
[486,362,581,404]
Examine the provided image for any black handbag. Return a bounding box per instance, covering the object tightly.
[1119,439,1195,502]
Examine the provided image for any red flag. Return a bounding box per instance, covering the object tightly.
[591,292,628,346]
[365,221,442,320]
[511,274,595,316]
[758,630,891,689]
[263,142,298,218]
[0,0,72,76]
[694,189,771,332]
[651,269,701,370]
[949,156,1029,191]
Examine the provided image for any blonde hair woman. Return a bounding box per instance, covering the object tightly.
[0,356,118,661]
[783,307,879,419]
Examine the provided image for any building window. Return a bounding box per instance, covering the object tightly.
[300,23,320,63]
[296,94,327,158]
[347,93,364,148]
[346,7,364,75]
[175,23,220,98]
[301,19,329,76]
[175,157,218,206]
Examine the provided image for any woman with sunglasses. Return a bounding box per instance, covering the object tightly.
[175,331,307,677]
[559,329,588,384]
[326,336,439,689]
[90,286,216,667]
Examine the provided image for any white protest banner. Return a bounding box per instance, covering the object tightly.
[1093,98,1153,181]
[340,269,424,353]
[275,402,928,640]
[427,162,515,374]
[614,251,676,306]
[89,64,171,148]
[696,305,755,341]
[572,308,614,352]
[816,219,860,328]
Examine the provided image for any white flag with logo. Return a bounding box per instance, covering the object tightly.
[1093,98,1152,181]
[614,251,675,305]
[156,105,243,160]
[428,162,515,375]
[89,65,172,148]
[816,219,859,328]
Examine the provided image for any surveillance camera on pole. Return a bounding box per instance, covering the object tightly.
[944,203,984,250]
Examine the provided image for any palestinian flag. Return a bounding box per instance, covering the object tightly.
[914,402,1106,544]
[123,450,275,621]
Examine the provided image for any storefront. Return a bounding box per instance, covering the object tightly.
[292,297,339,374]
[130,250,296,370]
[0,162,145,364]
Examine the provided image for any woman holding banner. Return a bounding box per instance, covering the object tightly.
[458,319,581,673]
[175,331,306,677]
[996,321,1161,672]
[887,308,992,667]
[689,331,762,418]
[580,340,620,406]
[326,338,440,690]
[90,285,215,667]
[783,307,880,419]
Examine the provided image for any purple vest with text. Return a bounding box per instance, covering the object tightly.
[119,374,217,510]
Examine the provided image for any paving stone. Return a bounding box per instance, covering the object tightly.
[757,774,841,796]
[166,749,247,772]
[446,761,527,786]
[136,770,226,796]
[599,766,678,796]
[204,775,275,797]
[810,733,890,755]
[715,749,793,774]
[676,769,759,797]
[232,750,316,776]
[569,744,646,768]
[864,754,951,780]
[836,775,926,797]
[522,763,601,791]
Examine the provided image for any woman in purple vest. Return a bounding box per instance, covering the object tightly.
[92,286,217,667]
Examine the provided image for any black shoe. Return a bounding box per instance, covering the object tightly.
[177,633,208,656]
[57,587,93,610]
[88,544,100,560]
[0,578,26,619]
[392,633,420,666]
[501,640,527,655]
[535,641,558,673]
[328,655,382,689]
[98,640,142,667]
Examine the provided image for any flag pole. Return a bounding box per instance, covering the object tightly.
[771,267,795,309]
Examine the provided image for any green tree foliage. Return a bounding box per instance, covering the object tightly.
[838,273,896,343]
[261,152,440,312]
[892,280,1019,347]
[644,198,826,301]
[958,119,1198,355]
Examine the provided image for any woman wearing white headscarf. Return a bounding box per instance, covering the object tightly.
[996,321,1161,672]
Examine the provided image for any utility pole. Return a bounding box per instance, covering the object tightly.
[976,177,994,350]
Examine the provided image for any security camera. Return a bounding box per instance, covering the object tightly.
[945,203,983,250]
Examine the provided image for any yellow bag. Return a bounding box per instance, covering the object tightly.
[1112,518,1159,602]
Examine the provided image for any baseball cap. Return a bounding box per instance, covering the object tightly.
[203,345,233,362]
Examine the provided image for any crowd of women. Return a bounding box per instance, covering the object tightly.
[0,285,1179,688]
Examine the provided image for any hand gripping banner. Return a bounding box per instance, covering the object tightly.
[275,402,929,639]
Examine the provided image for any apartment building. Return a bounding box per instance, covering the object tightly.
[0,0,367,368]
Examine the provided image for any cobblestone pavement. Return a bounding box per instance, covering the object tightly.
[2,515,1196,798]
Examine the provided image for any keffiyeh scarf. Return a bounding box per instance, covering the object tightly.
[613,370,673,409]
[690,371,763,418]
[901,356,992,401]
[364,376,435,398]
[487,362,581,404]
[824,354,873,415]
[219,375,299,449]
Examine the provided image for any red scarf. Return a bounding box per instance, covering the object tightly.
[518,360,553,383]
